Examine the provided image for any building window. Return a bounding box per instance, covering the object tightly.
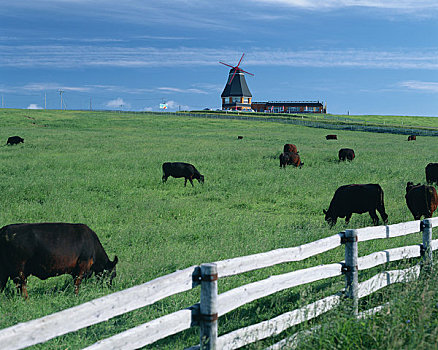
[232,97,241,103]
[243,98,249,104]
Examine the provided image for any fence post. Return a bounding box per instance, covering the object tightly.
[200,263,218,350]
[421,219,433,273]
[343,229,358,316]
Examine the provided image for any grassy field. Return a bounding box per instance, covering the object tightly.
[0,109,437,349]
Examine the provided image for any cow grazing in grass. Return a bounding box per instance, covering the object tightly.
[162,162,204,187]
[405,182,438,220]
[0,223,118,298]
[338,148,355,161]
[283,144,298,153]
[237,136,243,140]
[408,135,416,141]
[323,184,388,227]
[326,135,337,140]
[279,152,303,168]
[6,136,24,145]
[425,163,438,185]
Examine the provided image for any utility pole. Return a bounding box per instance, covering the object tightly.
[44,92,47,110]
[58,89,64,110]
[90,97,92,111]
[1,95,4,108]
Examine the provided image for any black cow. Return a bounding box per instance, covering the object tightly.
[237,136,243,140]
[408,135,416,141]
[425,163,438,185]
[323,184,388,227]
[7,136,24,145]
[326,135,337,140]
[162,162,204,187]
[338,148,355,161]
[279,152,303,168]
[405,182,438,220]
[0,223,118,298]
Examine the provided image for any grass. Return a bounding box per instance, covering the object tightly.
[0,108,437,349]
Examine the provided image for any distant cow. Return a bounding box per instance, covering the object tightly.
[405,182,438,220]
[279,152,303,168]
[338,148,355,161]
[0,223,118,298]
[6,136,24,145]
[408,135,416,141]
[237,136,243,140]
[323,184,388,227]
[425,163,438,185]
[283,144,298,153]
[162,162,204,187]
[326,135,337,140]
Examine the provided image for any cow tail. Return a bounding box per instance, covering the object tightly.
[424,185,430,216]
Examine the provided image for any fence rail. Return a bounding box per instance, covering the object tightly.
[0,218,436,350]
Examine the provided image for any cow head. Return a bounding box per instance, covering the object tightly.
[323,209,337,227]
[107,255,118,285]
[198,175,205,184]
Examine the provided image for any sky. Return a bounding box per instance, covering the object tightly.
[1,0,438,116]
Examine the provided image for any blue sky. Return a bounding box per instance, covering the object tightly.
[1,0,437,116]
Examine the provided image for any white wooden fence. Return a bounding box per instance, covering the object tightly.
[1,217,437,350]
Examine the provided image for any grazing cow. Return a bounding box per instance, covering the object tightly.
[326,135,337,140]
[338,148,355,161]
[283,144,298,153]
[407,135,416,141]
[6,136,24,145]
[425,163,438,185]
[237,136,243,140]
[0,223,118,298]
[405,182,438,220]
[323,184,388,227]
[279,152,303,168]
[162,162,204,187]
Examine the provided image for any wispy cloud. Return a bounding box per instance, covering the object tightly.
[251,0,438,11]
[399,80,438,93]
[158,87,209,94]
[2,45,437,70]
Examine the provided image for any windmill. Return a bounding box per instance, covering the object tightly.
[219,53,254,111]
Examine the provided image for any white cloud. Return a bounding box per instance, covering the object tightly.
[106,97,130,108]
[158,87,209,94]
[399,81,438,93]
[164,100,190,111]
[27,103,42,109]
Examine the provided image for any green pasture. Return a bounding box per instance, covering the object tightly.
[0,109,437,349]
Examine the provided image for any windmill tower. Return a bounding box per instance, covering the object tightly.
[219,53,254,111]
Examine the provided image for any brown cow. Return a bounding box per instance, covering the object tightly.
[323,184,388,227]
[279,152,303,168]
[425,163,438,185]
[405,182,438,220]
[407,135,416,141]
[326,135,337,140]
[0,223,118,298]
[283,144,298,153]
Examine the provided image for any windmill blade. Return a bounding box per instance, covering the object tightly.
[236,67,254,76]
[228,68,238,85]
[236,53,245,68]
[219,61,235,69]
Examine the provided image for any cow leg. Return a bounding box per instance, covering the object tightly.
[184,178,187,187]
[345,213,352,224]
[14,272,28,299]
[369,210,379,225]
[162,175,168,183]
[189,176,194,187]
[73,275,83,295]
